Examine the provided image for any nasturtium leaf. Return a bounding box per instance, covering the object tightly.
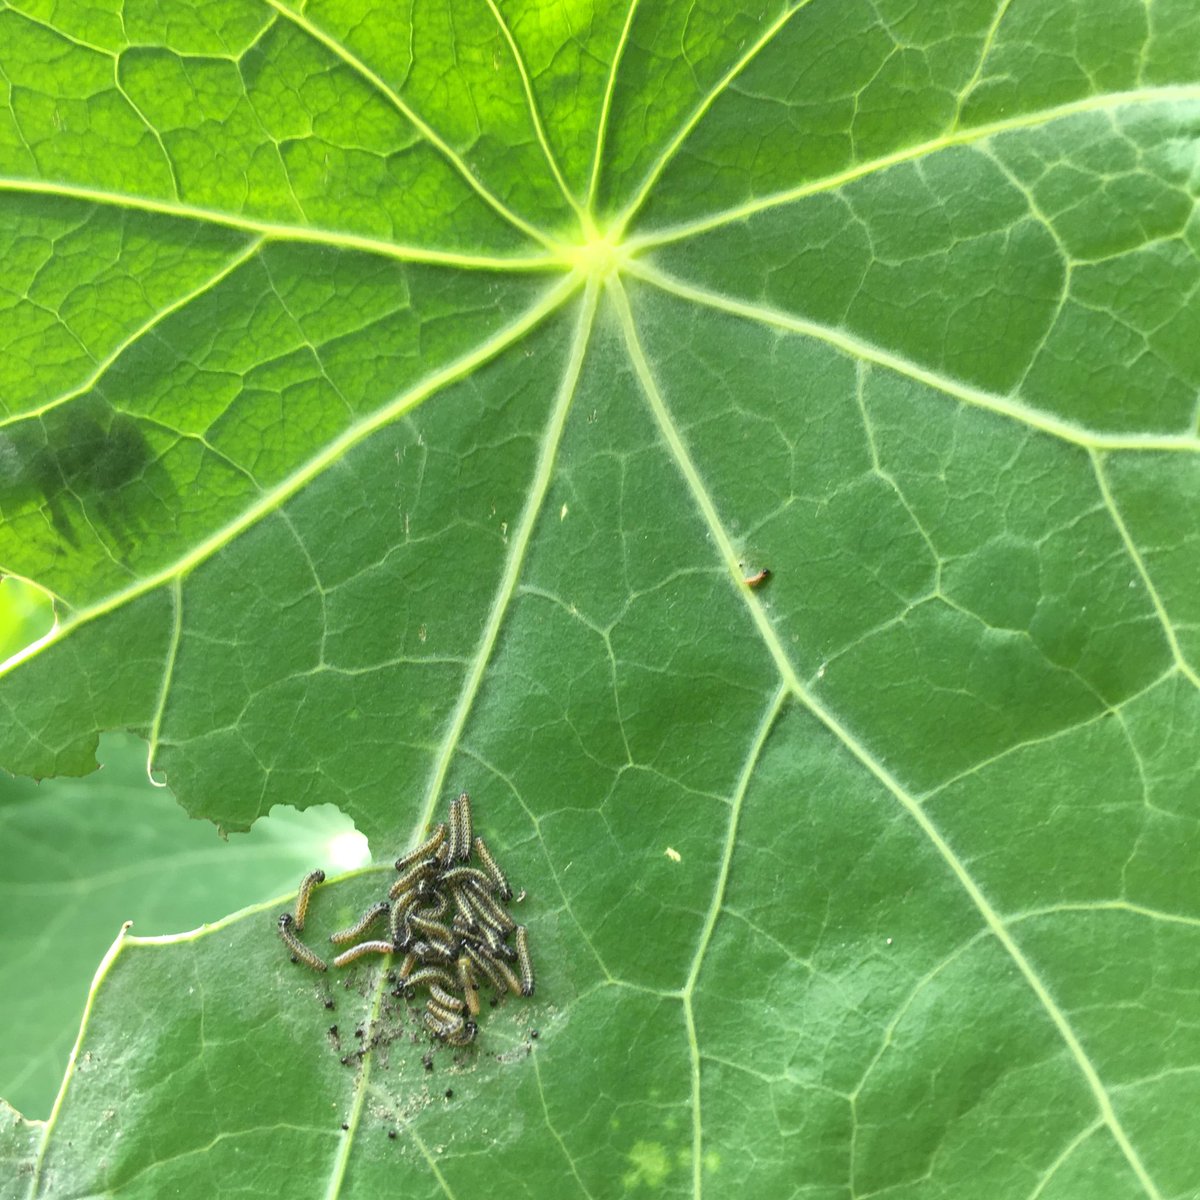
[0,579,51,663]
[0,732,368,1120]
[2,2,1199,1198]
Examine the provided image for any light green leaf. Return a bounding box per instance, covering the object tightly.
[2,3,1199,1198]
[0,731,368,1120]
[0,579,51,663]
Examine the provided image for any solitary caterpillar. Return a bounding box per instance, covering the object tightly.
[278,913,327,973]
[294,870,325,931]
[515,925,535,997]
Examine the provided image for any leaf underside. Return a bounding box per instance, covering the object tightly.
[1,2,1199,1198]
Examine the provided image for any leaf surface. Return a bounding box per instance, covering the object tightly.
[0,732,367,1119]
[2,2,1199,1198]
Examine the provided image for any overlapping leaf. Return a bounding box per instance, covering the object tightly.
[1,2,1198,1198]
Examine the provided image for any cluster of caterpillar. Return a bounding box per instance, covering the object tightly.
[277,792,533,1047]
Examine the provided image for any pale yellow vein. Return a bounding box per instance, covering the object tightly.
[628,261,1200,455]
[611,1,814,239]
[626,84,1200,252]
[28,921,133,1198]
[1090,450,1200,690]
[586,0,641,212]
[0,239,264,433]
[145,575,184,786]
[413,279,600,840]
[0,178,560,271]
[260,0,558,252]
[0,275,580,680]
[680,684,788,1200]
[482,0,585,221]
[610,274,1166,1200]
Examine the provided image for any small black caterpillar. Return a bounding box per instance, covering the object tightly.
[278,912,327,973]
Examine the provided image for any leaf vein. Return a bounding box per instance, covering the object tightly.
[611,274,1166,1200]
[627,84,1200,251]
[258,0,558,251]
[612,1,814,238]
[586,0,640,212]
[482,0,583,222]
[0,178,559,271]
[0,276,581,678]
[629,262,1200,454]
[0,239,263,434]
[1090,451,1200,690]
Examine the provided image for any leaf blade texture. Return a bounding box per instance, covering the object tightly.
[1,2,1199,1198]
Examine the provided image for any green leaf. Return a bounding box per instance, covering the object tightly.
[2,3,1199,1198]
[0,579,51,664]
[0,731,368,1119]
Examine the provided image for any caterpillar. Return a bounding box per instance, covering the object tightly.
[451,1019,479,1046]
[743,567,771,588]
[462,942,509,995]
[448,792,473,862]
[394,823,448,873]
[389,856,438,900]
[465,941,522,996]
[420,928,460,962]
[329,901,390,946]
[439,866,494,890]
[472,922,517,960]
[457,955,481,1016]
[278,912,327,972]
[448,883,478,925]
[451,913,477,938]
[389,892,421,948]
[294,869,325,931]
[408,937,454,964]
[408,911,457,947]
[331,940,394,968]
[423,1009,465,1042]
[404,965,457,992]
[515,925,535,997]
[429,983,464,1013]
[417,891,449,921]
[464,882,516,934]
[303,791,529,1046]
[473,837,512,901]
